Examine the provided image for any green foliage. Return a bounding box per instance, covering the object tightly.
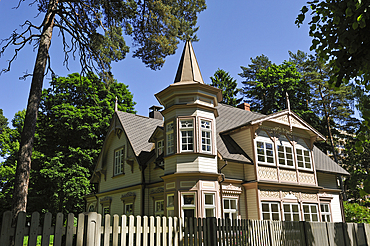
[0,109,8,131]
[343,201,370,223]
[0,73,136,216]
[209,69,242,107]
[240,55,313,119]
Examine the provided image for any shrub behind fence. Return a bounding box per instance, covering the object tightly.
[2,210,370,246]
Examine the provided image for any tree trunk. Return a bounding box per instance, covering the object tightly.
[12,0,58,222]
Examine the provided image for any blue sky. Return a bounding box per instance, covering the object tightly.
[0,0,313,124]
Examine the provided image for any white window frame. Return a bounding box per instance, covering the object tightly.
[303,204,319,222]
[200,120,212,153]
[180,119,194,152]
[167,194,175,217]
[155,200,164,217]
[223,198,238,220]
[125,203,133,215]
[114,147,124,175]
[181,193,196,218]
[256,140,275,165]
[204,193,216,217]
[157,140,164,156]
[320,203,331,222]
[166,122,174,155]
[283,203,300,221]
[277,143,294,168]
[261,202,280,221]
[296,147,312,170]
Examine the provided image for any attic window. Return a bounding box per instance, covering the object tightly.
[200,120,212,153]
[256,141,274,164]
[114,147,125,175]
[180,119,194,152]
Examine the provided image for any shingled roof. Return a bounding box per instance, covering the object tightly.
[116,111,163,164]
[215,104,349,175]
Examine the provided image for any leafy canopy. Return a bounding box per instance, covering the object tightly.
[0,73,136,215]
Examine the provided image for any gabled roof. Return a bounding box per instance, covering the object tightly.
[215,104,348,175]
[174,40,204,84]
[116,111,163,163]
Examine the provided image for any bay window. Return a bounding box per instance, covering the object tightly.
[201,120,212,153]
[182,193,196,218]
[180,119,194,152]
[166,122,174,154]
[204,193,215,217]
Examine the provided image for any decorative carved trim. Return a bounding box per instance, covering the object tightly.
[100,196,112,205]
[222,183,242,195]
[121,192,136,203]
[299,172,315,184]
[279,169,297,182]
[150,187,164,195]
[282,191,299,200]
[258,166,278,180]
[260,190,280,199]
[301,193,318,201]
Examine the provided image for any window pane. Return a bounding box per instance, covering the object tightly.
[263,213,271,220]
[292,205,299,212]
[258,155,265,162]
[266,143,273,150]
[293,214,300,221]
[272,213,280,220]
[284,204,290,212]
[184,195,194,205]
[311,205,317,213]
[205,194,214,205]
[231,200,237,209]
[168,195,174,207]
[312,214,318,221]
[257,142,264,148]
[224,199,229,209]
[303,205,309,213]
[262,204,269,212]
[184,209,194,218]
[206,208,214,217]
[271,204,279,212]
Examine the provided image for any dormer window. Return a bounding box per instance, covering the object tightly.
[201,120,212,153]
[256,141,274,164]
[180,119,194,152]
[157,140,164,156]
[278,145,294,167]
[166,122,174,154]
[296,148,312,169]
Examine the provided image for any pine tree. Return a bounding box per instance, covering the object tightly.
[209,69,242,107]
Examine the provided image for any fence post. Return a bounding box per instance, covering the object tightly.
[206,217,217,246]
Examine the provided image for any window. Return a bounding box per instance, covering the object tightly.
[167,194,175,217]
[180,119,194,152]
[262,202,280,220]
[223,198,238,220]
[155,200,164,217]
[296,148,312,169]
[256,141,274,164]
[157,140,164,156]
[303,204,319,222]
[166,122,174,154]
[201,120,212,153]
[277,145,294,167]
[320,203,331,222]
[125,203,133,215]
[283,203,300,221]
[182,193,196,218]
[114,147,124,175]
[204,193,216,217]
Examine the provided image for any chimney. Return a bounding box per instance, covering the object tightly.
[149,105,163,120]
[237,103,250,111]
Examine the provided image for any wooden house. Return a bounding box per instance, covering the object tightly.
[86,41,349,222]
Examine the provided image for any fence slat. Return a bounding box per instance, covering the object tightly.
[121,215,128,246]
[14,211,26,246]
[174,217,179,246]
[53,213,64,246]
[168,217,173,246]
[136,215,142,246]
[156,216,162,246]
[76,213,85,246]
[128,215,135,246]
[150,216,155,246]
[41,212,53,246]
[28,212,40,246]
[103,214,111,246]
[95,213,102,246]
[112,214,119,246]
[65,213,75,246]
[0,211,12,246]
[143,216,149,246]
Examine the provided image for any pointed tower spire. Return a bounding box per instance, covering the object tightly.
[174,40,204,84]
[115,96,118,112]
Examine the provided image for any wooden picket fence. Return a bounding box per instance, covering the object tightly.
[2,210,370,246]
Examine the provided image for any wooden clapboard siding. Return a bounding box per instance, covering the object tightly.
[317,172,338,189]
[239,190,247,219]
[166,154,217,173]
[147,161,164,183]
[246,189,259,220]
[164,155,177,174]
[221,161,244,180]
[198,156,217,173]
[244,163,256,180]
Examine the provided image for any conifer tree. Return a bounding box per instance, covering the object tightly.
[210,69,242,107]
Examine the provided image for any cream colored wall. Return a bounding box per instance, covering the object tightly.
[230,128,253,159]
[317,172,338,189]
[244,164,256,181]
[330,193,342,222]
[239,190,247,219]
[146,161,164,183]
[221,161,244,180]
[99,132,142,193]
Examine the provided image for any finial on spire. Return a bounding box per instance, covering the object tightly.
[286,92,292,132]
[115,96,118,112]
